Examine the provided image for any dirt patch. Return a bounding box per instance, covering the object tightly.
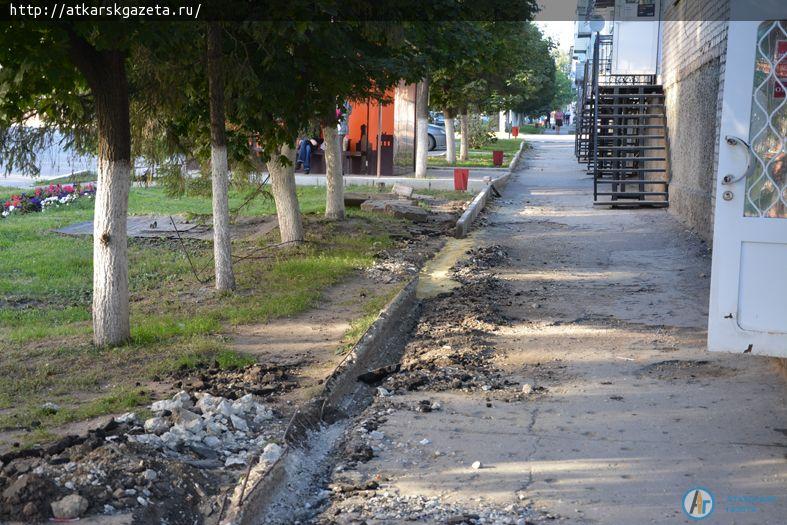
[226,224,446,414]
[636,359,734,381]
[0,415,223,524]
[381,245,515,394]
[169,363,300,399]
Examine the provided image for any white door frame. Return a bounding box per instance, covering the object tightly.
[708,21,787,356]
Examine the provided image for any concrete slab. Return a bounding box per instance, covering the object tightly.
[54,215,205,238]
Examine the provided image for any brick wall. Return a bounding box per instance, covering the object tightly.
[660,0,730,242]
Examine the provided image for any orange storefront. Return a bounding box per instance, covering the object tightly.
[343,81,417,176]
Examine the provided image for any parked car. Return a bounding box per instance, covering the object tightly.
[429,111,446,126]
[428,124,446,151]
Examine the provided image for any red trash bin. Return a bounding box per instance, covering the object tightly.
[453,168,469,191]
[492,150,504,166]
[511,126,519,137]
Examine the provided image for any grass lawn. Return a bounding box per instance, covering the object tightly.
[428,138,524,168]
[0,184,402,443]
[513,124,543,135]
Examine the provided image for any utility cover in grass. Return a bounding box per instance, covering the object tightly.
[54,215,206,238]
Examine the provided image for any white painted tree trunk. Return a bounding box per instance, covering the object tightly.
[414,78,429,178]
[266,143,304,244]
[210,145,235,290]
[323,123,345,220]
[92,158,131,346]
[207,22,235,291]
[444,109,456,165]
[459,113,469,161]
[67,44,133,348]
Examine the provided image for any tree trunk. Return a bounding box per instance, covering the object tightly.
[207,22,235,291]
[266,143,304,244]
[414,77,429,178]
[322,122,344,220]
[444,108,456,165]
[67,35,132,347]
[459,113,469,161]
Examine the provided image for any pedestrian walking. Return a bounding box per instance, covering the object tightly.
[555,109,564,134]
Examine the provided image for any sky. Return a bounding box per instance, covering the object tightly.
[536,20,575,53]
[534,0,577,54]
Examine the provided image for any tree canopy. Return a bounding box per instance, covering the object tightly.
[426,21,560,121]
[551,50,575,110]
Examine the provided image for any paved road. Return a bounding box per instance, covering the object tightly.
[323,134,787,524]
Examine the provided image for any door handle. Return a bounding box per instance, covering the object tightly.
[722,135,755,185]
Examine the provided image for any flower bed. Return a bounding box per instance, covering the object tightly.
[2,182,96,218]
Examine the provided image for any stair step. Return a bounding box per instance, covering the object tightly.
[593,201,670,207]
[598,136,666,140]
[595,179,669,185]
[595,156,665,161]
[598,84,664,90]
[598,124,665,128]
[598,93,665,99]
[598,145,666,150]
[596,167,667,172]
[598,114,665,119]
[597,103,666,108]
[596,136,664,139]
[596,191,669,197]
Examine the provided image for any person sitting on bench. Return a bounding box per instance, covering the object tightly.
[296,136,323,174]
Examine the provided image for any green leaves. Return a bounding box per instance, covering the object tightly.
[427,21,556,116]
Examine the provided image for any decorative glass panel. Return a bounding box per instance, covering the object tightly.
[746,20,787,218]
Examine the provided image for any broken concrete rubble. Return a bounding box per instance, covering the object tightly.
[360,198,429,222]
[51,493,89,519]
[0,388,282,523]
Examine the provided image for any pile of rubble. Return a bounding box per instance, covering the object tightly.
[349,186,467,231]
[166,362,298,399]
[130,390,279,469]
[311,245,543,524]
[0,390,284,523]
[315,489,535,525]
[451,245,510,282]
[380,246,513,393]
[366,237,445,285]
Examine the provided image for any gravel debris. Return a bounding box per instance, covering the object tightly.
[311,245,540,525]
[0,388,284,523]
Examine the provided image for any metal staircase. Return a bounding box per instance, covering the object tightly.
[574,59,594,163]
[575,37,670,207]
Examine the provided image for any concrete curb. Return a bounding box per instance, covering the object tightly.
[454,139,525,238]
[222,277,421,525]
